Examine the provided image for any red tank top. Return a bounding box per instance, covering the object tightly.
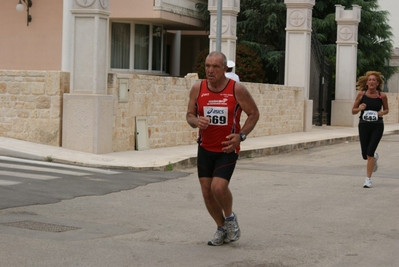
[196,79,242,153]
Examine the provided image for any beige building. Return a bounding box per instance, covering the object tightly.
[0,0,209,76]
[1,0,398,154]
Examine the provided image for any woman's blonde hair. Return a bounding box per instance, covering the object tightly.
[356,71,384,91]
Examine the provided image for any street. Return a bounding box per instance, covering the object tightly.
[0,134,398,267]
[0,156,190,210]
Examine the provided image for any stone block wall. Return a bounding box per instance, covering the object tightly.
[1,70,397,152]
[108,73,305,151]
[387,48,399,93]
[385,93,399,124]
[0,71,69,146]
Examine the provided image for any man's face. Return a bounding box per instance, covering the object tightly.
[205,55,227,83]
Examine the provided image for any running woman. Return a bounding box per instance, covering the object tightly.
[352,71,389,188]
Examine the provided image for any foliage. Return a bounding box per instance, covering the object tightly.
[235,44,264,83]
[237,0,287,83]
[195,0,397,83]
[195,44,264,83]
[313,0,397,80]
[166,162,174,171]
[195,48,210,79]
[195,2,210,32]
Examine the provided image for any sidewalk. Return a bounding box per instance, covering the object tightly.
[1,123,399,170]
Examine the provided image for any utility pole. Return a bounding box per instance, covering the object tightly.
[216,0,222,52]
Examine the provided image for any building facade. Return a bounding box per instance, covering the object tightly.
[1,0,209,77]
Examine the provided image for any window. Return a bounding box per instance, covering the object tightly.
[111,23,130,69]
[110,22,165,73]
[134,24,149,70]
[152,26,162,71]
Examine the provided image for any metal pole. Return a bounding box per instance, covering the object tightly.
[216,0,222,52]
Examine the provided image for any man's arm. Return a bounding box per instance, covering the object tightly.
[186,82,210,130]
[234,83,260,135]
[221,83,259,153]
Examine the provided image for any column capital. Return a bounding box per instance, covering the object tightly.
[335,5,361,24]
[335,5,361,44]
[72,0,110,12]
[284,0,315,9]
[208,0,240,11]
[208,2,240,14]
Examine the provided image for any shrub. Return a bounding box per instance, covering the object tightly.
[195,44,265,83]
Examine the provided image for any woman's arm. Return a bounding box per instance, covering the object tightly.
[352,91,366,115]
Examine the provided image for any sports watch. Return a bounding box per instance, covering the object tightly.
[239,133,246,142]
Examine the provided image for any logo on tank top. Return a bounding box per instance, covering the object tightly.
[208,99,228,105]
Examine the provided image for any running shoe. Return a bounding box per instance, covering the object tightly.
[363,177,372,188]
[225,212,241,242]
[207,227,227,246]
[373,153,379,172]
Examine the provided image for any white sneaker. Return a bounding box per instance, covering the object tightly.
[373,153,379,172]
[363,177,372,188]
[224,213,241,242]
[207,227,227,246]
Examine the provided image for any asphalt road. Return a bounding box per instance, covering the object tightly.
[0,134,398,267]
[0,157,190,210]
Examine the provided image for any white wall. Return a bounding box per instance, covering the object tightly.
[379,0,399,48]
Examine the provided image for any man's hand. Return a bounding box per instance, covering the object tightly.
[221,133,240,153]
[197,116,210,129]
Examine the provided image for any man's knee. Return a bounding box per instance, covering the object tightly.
[211,179,229,195]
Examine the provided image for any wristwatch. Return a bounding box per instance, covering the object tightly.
[239,133,246,142]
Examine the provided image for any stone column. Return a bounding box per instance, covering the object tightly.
[62,0,114,154]
[62,0,73,71]
[331,5,361,127]
[208,0,239,62]
[170,30,181,77]
[284,0,315,132]
[387,48,399,93]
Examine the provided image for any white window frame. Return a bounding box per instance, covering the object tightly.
[109,21,165,74]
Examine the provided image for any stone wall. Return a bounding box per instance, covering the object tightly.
[108,73,305,151]
[387,48,399,93]
[1,70,398,152]
[0,71,69,146]
[385,93,399,124]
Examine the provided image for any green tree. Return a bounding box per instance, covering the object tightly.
[313,0,396,80]
[195,44,264,83]
[196,0,396,83]
[237,0,287,84]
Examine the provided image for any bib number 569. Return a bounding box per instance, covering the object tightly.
[206,115,226,125]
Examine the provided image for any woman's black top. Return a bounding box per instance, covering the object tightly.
[359,91,383,123]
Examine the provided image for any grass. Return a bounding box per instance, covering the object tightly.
[166,162,173,171]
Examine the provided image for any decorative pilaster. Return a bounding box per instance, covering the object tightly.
[62,0,114,154]
[284,0,315,132]
[331,5,361,127]
[208,0,240,63]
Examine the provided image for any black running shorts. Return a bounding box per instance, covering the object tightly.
[197,145,238,181]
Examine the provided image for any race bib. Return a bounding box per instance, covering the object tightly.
[204,106,228,125]
[362,110,378,122]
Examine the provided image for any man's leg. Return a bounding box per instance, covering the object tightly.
[199,177,225,227]
[211,177,233,218]
[210,177,240,243]
[199,177,228,246]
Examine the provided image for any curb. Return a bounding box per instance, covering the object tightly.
[1,129,398,172]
